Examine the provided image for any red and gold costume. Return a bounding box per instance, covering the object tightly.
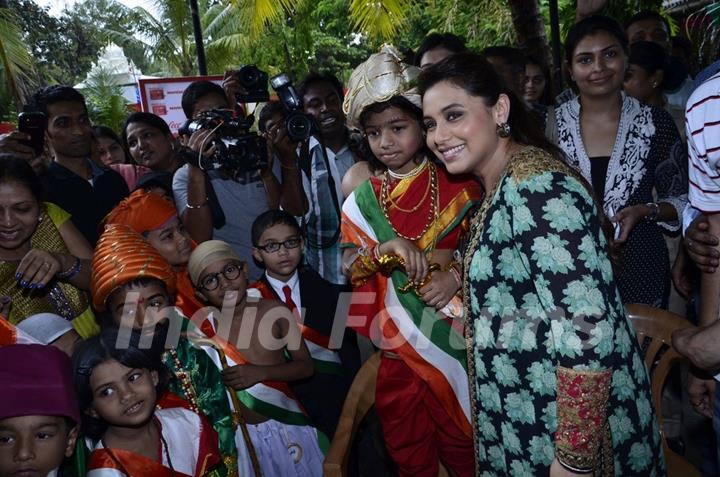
[341,45,483,477]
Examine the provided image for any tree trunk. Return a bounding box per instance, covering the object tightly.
[506,0,552,66]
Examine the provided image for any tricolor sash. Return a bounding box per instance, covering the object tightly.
[251,280,344,375]
[341,176,477,438]
[88,448,192,477]
[188,316,311,427]
[0,318,40,346]
[87,408,220,477]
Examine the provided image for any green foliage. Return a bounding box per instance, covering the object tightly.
[0,7,34,111]
[8,0,104,85]
[82,67,134,133]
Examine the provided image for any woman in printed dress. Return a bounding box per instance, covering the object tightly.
[555,16,687,308]
[420,52,664,476]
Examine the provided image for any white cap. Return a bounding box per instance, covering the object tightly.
[16,313,74,345]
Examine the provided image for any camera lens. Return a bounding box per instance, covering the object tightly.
[239,66,260,88]
[287,113,312,142]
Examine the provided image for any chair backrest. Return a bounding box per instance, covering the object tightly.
[625,304,702,477]
[324,351,381,477]
[625,303,690,434]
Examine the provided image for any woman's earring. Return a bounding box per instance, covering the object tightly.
[496,122,511,138]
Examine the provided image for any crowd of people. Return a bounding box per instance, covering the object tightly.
[1,1,720,476]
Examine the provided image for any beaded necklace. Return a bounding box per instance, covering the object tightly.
[163,349,200,413]
[380,161,438,242]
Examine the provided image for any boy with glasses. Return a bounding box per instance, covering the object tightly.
[188,239,326,476]
[249,210,359,439]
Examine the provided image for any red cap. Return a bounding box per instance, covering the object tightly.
[0,344,80,424]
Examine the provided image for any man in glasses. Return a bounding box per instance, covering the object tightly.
[248,210,360,439]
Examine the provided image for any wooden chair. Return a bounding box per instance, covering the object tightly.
[323,351,450,477]
[625,304,702,477]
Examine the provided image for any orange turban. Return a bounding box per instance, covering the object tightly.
[103,189,177,234]
[91,223,177,311]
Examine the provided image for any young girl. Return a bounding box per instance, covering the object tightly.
[340,45,481,477]
[72,327,221,477]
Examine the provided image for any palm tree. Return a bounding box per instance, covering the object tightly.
[104,0,200,76]
[0,6,35,111]
[217,0,412,42]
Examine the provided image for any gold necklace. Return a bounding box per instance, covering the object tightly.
[383,162,432,214]
[381,162,439,242]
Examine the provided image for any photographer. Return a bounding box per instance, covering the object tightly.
[278,73,359,286]
[173,78,281,280]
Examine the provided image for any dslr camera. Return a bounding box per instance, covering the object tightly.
[180,65,270,175]
[270,73,314,142]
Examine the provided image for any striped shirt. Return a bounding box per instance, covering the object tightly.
[299,137,354,285]
[688,72,720,213]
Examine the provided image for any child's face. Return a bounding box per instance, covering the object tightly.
[0,415,78,477]
[145,217,192,268]
[196,259,247,307]
[107,281,172,329]
[88,360,159,430]
[252,224,303,281]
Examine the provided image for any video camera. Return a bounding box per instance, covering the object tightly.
[180,65,269,175]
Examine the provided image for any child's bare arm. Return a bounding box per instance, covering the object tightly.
[222,301,313,390]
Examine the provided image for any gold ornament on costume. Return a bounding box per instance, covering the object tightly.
[343,44,421,130]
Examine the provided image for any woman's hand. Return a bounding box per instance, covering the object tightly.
[379,238,428,283]
[671,248,694,299]
[686,373,716,419]
[15,250,63,289]
[611,204,649,244]
[419,270,460,309]
[685,215,720,273]
[0,296,12,318]
[222,364,265,390]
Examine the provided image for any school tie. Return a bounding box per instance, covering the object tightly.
[283,285,300,319]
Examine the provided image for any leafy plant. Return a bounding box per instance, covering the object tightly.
[0,7,35,111]
[82,67,133,133]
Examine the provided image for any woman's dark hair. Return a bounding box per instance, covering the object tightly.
[72,326,171,440]
[0,154,44,202]
[564,15,629,64]
[357,95,432,172]
[414,33,467,67]
[628,41,668,88]
[121,112,173,150]
[93,125,132,164]
[419,52,562,158]
[524,55,554,106]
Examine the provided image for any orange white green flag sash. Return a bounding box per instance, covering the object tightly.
[187,314,311,428]
[0,318,41,346]
[87,407,220,477]
[341,182,472,437]
[251,280,344,375]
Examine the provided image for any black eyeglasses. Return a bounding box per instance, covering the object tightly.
[199,262,242,291]
[255,237,302,253]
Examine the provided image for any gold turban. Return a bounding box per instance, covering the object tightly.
[188,240,242,286]
[343,44,422,130]
[91,224,176,311]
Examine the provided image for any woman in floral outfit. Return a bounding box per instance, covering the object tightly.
[420,53,664,476]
